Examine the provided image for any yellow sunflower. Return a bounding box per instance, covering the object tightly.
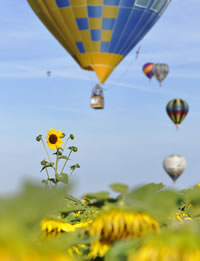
[86,209,159,258]
[176,212,192,223]
[67,244,87,257]
[129,242,200,261]
[128,230,200,261]
[41,218,90,237]
[46,128,64,150]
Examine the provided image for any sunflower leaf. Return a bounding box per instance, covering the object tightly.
[86,191,110,200]
[56,173,69,184]
[42,179,48,185]
[110,183,129,194]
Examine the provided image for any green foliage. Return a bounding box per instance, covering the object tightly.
[56,173,69,184]
[0,183,73,254]
[124,183,183,223]
[110,183,129,195]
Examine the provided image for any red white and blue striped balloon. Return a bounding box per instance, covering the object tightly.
[143,63,154,79]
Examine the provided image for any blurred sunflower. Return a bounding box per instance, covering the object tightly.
[86,209,159,258]
[128,229,200,261]
[41,218,90,237]
[46,128,64,150]
[67,244,87,257]
[176,212,192,223]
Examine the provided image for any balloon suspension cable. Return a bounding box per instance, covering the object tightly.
[176,124,179,131]
[135,46,141,59]
[104,49,139,92]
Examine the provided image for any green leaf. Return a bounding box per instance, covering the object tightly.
[105,240,140,261]
[56,173,69,184]
[124,183,181,223]
[40,163,54,172]
[42,179,48,185]
[86,191,110,200]
[110,183,129,194]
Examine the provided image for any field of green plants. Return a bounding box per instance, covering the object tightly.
[1,129,200,261]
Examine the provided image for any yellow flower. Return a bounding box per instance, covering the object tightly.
[41,218,90,237]
[176,212,192,223]
[88,240,111,259]
[128,229,200,261]
[129,244,200,261]
[86,209,159,258]
[46,128,64,150]
[67,244,87,257]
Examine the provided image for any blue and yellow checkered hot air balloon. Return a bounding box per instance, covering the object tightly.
[27,0,171,84]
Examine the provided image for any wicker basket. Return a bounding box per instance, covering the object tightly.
[90,96,104,109]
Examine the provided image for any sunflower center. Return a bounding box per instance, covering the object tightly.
[49,134,58,144]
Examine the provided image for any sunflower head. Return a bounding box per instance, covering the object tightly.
[128,228,200,261]
[46,128,64,150]
[86,209,160,258]
[41,218,90,237]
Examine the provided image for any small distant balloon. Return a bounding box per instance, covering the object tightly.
[166,99,189,129]
[152,63,169,86]
[163,154,186,182]
[143,63,154,79]
[47,71,51,77]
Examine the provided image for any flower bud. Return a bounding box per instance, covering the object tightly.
[41,160,47,166]
[61,133,66,138]
[36,135,42,142]
[68,146,78,152]
[70,134,75,140]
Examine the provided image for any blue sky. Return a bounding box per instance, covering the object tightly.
[1,1,200,196]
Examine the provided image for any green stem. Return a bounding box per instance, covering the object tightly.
[63,137,70,151]
[41,138,55,170]
[55,149,59,174]
[69,169,74,177]
[45,168,50,180]
[61,150,72,174]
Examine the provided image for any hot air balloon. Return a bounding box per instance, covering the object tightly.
[47,71,51,77]
[27,0,171,84]
[166,99,189,129]
[143,63,154,79]
[163,155,186,182]
[152,63,169,86]
[91,84,104,109]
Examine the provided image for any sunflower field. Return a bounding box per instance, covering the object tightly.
[1,129,200,261]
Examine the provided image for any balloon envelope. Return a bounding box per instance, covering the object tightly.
[152,63,169,85]
[143,63,154,79]
[47,71,51,76]
[163,155,186,182]
[27,0,171,83]
[166,99,189,127]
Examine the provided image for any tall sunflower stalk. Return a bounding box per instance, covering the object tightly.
[36,128,80,186]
